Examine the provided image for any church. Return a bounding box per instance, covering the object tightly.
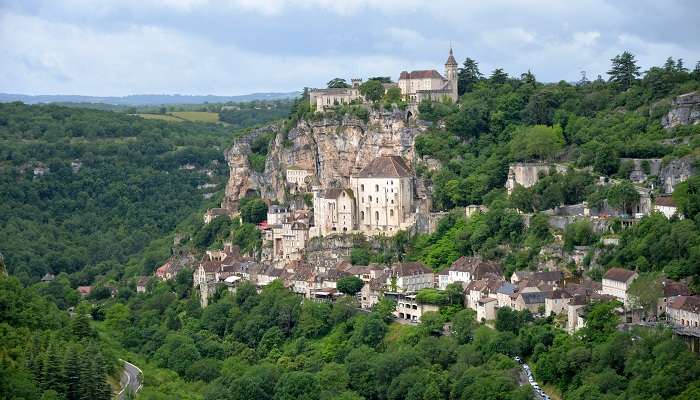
[312,155,416,237]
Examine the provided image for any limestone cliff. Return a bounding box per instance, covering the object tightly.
[222,109,424,210]
[662,91,700,128]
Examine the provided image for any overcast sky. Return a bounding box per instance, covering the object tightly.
[1,0,699,96]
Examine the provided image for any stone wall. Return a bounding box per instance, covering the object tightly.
[505,163,568,194]
[659,155,697,194]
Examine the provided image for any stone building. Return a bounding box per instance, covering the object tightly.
[309,79,363,111]
[601,267,638,307]
[398,48,459,104]
[438,256,503,289]
[270,221,309,261]
[667,295,700,329]
[351,155,415,235]
[312,188,356,236]
[394,293,440,323]
[286,166,313,192]
[388,262,434,293]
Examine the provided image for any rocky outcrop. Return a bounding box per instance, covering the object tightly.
[222,124,280,211]
[662,91,700,129]
[659,155,697,194]
[222,109,424,210]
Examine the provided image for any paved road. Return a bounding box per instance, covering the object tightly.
[117,359,143,399]
[515,358,549,400]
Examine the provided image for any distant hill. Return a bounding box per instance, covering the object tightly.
[0,92,300,106]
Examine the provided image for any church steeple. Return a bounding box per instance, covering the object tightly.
[445,47,458,68]
[444,47,459,102]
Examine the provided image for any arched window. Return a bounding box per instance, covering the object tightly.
[390,209,394,217]
[375,211,379,222]
[361,184,364,191]
[360,211,365,221]
[369,195,372,202]
[375,184,379,192]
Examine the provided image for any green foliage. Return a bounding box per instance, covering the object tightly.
[415,288,449,305]
[336,276,364,296]
[327,78,350,88]
[563,219,597,251]
[510,124,565,161]
[608,51,641,91]
[359,80,384,103]
[218,100,292,129]
[239,197,268,224]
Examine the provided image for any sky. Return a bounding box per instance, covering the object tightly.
[1,0,699,96]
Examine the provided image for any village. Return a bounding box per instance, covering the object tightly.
[134,49,700,348]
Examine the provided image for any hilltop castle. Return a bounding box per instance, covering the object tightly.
[309,48,459,110]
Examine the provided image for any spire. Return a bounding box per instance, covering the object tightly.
[445,47,457,67]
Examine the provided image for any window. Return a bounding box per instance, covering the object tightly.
[360,211,364,221]
[390,209,394,217]
[369,196,372,202]
[375,184,379,192]
[375,211,379,222]
[361,184,364,191]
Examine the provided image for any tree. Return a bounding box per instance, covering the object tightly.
[452,308,477,344]
[458,58,483,95]
[337,276,364,296]
[608,51,641,91]
[420,311,445,336]
[359,80,384,103]
[368,76,392,83]
[240,197,268,224]
[274,371,320,400]
[327,78,350,88]
[606,181,640,215]
[628,272,663,318]
[578,300,621,342]
[509,125,565,161]
[495,307,523,333]
[383,86,402,107]
[490,68,508,84]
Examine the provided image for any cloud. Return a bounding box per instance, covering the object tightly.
[1,1,699,95]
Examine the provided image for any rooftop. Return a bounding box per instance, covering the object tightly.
[603,267,638,283]
[399,70,445,80]
[357,156,412,178]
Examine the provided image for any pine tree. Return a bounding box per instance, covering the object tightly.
[693,61,700,80]
[607,51,641,91]
[663,56,676,71]
[520,70,536,85]
[457,58,483,95]
[63,345,81,400]
[93,352,113,400]
[77,355,96,400]
[676,58,688,72]
[70,313,92,339]
[41,341,66,395]
[489,68,508,85]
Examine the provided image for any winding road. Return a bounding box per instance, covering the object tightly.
[117,359,143,399]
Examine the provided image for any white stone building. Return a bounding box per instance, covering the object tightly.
[388,262,434,293]
[654,196,680,219]
[312,188,356,236]
[270,221,309,261]
[394,293,440,323]
[352,156,415,235]
[309,79,363,111]
[601,268,638,307]
[398,48,458,104]
[286,166,313,191]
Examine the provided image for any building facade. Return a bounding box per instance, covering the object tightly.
[398,48,458,104]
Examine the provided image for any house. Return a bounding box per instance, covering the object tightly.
[394,293,440,323]
[495,282,517,309]
[270,221,309,261]
[41,273,55,282]
[510,270,563,288]
[155,260,183,281]
[77,286,93,297]
[476,297,498,322]
[398,48,458,103]
[601,267,638,307]
[136,276,150,293]
[567,295,589,333]
[389,262,434,293]
[667,295,700,329]
[438,256,503,289]
[545,289,572,316]
[351,156,416,236]
[657,279,691,316]
[654,196,680,219]
[267,205,290,225]
[465,277,504,310]
[360,279,385,310]
[514,291,548,313]
[204,208,230,224]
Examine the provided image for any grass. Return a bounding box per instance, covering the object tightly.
[134,113,183,122]
[170,111,220,123]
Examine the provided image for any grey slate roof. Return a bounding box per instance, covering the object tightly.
[357,156,412,178]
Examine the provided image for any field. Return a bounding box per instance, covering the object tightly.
[134,111,223,124]
[170,111,221,123]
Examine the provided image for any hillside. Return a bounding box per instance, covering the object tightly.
[0,92,300,106]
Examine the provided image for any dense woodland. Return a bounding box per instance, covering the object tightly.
[2,53,700,399]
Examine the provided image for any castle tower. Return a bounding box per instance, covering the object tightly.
[444,47,459,102]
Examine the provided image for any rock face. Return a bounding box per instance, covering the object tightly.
[662,91,700,128]
[223,109,423,210]
[505,163,567,194]
[222,124,279,211]
[659,155,697,194]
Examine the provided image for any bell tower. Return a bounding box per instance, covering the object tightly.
[444,47,459,102]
